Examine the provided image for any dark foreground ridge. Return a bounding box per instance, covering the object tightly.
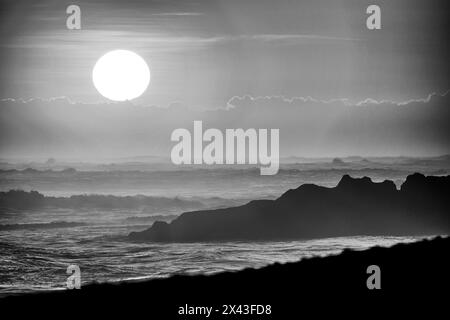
[2,237,449,317]
[130,173,450,241]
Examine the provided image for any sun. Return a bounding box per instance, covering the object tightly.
[92,50,150,101]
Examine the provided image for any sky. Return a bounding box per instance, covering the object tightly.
[0,0,449,159]
[0,0,448,107]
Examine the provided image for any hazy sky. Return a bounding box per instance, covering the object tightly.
[0,0,448,107]
[1,92,449,159]
[0,0,449,159]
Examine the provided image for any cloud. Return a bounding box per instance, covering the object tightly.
[149,12,204,17]
[244,34,362,43]
[227,90,450,109]
[0,92,449,159]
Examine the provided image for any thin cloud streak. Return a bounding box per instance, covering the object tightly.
[227,90,450,109]
[1,31,362,51]
[149,12,205,16]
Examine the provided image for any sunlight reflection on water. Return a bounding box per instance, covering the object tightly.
[0,223,426,296]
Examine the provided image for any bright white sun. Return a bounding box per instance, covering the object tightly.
[92,50,150,101]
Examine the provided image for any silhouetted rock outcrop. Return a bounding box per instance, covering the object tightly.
[129,173,450,241]
[331,157,345,165]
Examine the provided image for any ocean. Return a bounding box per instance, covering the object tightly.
[0,227,424,296]
[0,160,448,296]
